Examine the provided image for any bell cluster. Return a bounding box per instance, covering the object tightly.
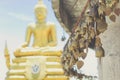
[61,0,120,78]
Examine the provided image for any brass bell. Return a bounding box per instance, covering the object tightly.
[80,27,86,35]
[105,7,112,16]
[109,14,116,22]
[69,58,76,69]
[114,8,120,16]
[64,62,69,71]
[74,32,80,40]
[68,43,73,51]
[75,26,81,33]
[98,3,105,16]
[86,16,93,25]
[95,36,102,47]
[68,42,76,52]
[78,51,87,59]
[66,53,71,61]
[63,56,67,61]
[96,19,108,33]
[72,40,78,48]
[79,38,86,49]
[72,50,79,60]
[81,52,87,59]
[95,46,105,58]
[76,60,84,69]
[90,27,95,39]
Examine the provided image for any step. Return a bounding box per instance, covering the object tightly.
[14,50,62,57]
[47,56,61,62]
[12,56,61,63]
[12,58,26,63]
[8,70,25,76]
[46,62,62,68]
[44,75,68,80]
[46,68,64,75]
[10,63,26,70]
[6,76,27,80]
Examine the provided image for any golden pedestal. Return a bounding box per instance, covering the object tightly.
[6,49,68,80]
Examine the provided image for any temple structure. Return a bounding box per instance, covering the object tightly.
[5,0,68,80]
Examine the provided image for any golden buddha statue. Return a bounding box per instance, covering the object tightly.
[5,1,68,80]
[22,0,57,48]
[14,0,61,56]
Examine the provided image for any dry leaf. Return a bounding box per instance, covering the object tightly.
[79,38,86,49]
[73,51,79,60]
[90,27,95,39]
[69,59,76,69]
[95,46,105,58]
[95,36,102,47]
[81,52,87,59]
[98,4,105,15]
[109,14,116,22]
[105,7,112,16]
[114,8,120,16]
[96,19,108,33]
[76,61,84,69]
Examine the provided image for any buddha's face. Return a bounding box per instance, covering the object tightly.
[35,6,47,21]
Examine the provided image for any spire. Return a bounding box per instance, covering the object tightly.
[4,40,10,69]
[38,0,43,4]
[4,40,9,56]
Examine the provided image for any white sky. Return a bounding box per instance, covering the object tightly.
[0,0,98,80]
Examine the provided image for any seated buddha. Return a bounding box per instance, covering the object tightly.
[7,1,67,80]
[22,0,57,48]
[14,0,61,56]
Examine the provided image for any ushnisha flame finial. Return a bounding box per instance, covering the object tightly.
[38,0,43,4]
[34,0,47,12]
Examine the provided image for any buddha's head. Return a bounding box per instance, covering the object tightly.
[34,0,47,22]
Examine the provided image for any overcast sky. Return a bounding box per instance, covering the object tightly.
[0,0,98,80]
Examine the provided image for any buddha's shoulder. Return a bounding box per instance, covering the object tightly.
[46,22,55,27]
[27,23,36,29]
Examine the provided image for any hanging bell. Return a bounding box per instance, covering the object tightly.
[75,26,81,33]
[91,28,95,39]
[109,14,116,22]
[74,32,81,40]
[79,38,86,49]
[79,27,86,35]
[72,50,79,60]
[68,40,77,52]
[69,58,76,69]
[105,7,112,16]
[61,29,66,41]
[64,62,69,71]
[114,8,120,16]
[96,19,108,33]
[72,40,79,48]
[66,53,71,60]
[61,35,66,41]
[81,52,87,59]
[95,46,105,58]
[95,36,102,47]
[76,60,84,69]
[86,16,93,25]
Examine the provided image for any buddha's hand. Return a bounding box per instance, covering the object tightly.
[48,41,57,47]
[21,42,28,48]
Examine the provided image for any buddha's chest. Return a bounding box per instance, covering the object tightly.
[33,28,48,38]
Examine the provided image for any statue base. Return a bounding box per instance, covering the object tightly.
[6,48,68,80]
